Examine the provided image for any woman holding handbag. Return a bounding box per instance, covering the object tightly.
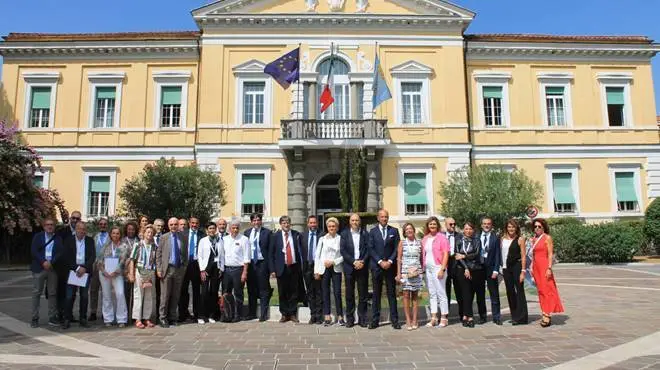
[314,217,344,326]
[128,225,158,328]
[396,223,423,330]
[421,217,450,328]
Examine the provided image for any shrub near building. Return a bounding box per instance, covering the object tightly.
[552,221,644,264]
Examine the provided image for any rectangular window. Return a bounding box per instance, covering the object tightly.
[94,86,116,128]
[87,176,110,218]
[401,82,422,124]
[242,81,265,124]
[482,86,503,127]
[29,87,52,128]
[545,86,566,127]
[241,173,265,216]
[606,86,625,127]
[404,173,428,216]
[160,86,182,128]
[33,175,44,189]
[614,172,639,212]
[551,173,576,213]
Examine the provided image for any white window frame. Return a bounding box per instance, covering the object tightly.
[234,164,272,220]
[87,72,125,129]
[34,166,52,189]
[152,70,191,130]
[597,72,633,128]
[397,163,434,219]
[545,163,581,216]
[390,61,432,126]
[473,71,512,128]
[233,60,273,127]
[81,166,117,220]
[537,72,574,128]
[607,163,643,215]
[21,72,60,130]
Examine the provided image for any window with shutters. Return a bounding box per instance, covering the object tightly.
[608,165,642,214]
[33,175,44,189]
[551,173,577,213]
[598,74,633,128]
[93,86,116,128]
[28,87,52,128]
[606,86,625,127]
[482,86,503,127]
[241,173,265,216]
[160,86,182,128]
[87,176,111,218]
[403,172,428,215]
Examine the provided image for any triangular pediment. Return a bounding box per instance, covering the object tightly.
[390,60,433,75]
[193,0,474,18]
[232,59,267,74]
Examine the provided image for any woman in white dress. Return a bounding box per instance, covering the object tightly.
[314,217,344,326]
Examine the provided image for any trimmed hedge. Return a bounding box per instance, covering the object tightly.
[644,198,660,254]
[552,221,644,263]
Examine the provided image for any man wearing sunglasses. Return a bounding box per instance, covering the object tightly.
[444,217,463,321]
[55,210,82,323]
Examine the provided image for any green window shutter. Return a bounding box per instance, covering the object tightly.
[96,86,116,99]
[615,172,637,202]
[31,87,51,109]
[242,174,265,204]
[89,176,110,193]
[545,86,564,96]
[33,175,44,188]
[482,86,502,99]
[606,87,625,105]
[552,173,576,204]
[404,173,427,205]
[161,86,182,105]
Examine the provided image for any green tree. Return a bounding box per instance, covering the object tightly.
[338,149,366,212]
[439,165,542,229]
[118,158,227,225]
[644,198,660,254]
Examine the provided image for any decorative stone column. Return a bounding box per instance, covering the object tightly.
[366,160,380,213]
[307,82,317,119]
[350,82,358,119]
[288,162,307,232]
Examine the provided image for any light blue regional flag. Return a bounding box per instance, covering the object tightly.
[372,53,392,110]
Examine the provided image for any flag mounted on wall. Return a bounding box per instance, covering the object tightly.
[319,57,335,113]
[264,47,300,89]
[372,51,392,110]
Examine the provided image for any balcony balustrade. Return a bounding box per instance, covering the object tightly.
[280,119,388,140]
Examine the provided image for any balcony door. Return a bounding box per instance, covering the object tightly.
[317,58,350,120]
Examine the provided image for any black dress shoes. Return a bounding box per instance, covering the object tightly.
[88,313,97,322]
[494,319,503,326]
[61,320,70,330]
[79,320,90,328]
[477,317,487,325]
[368,322,379,329]
[359,322,369,328]
[391,322,401,330]
[345,321,354,328]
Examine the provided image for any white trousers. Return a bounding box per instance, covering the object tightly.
[132,273,154,320]
[426,265,449,315]
[99,271,128,324]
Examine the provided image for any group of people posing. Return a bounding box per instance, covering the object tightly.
[29,209,563,331]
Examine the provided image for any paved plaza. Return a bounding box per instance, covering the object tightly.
[0,264,659,370]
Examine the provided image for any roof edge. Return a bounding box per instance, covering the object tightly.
[465,33,652,45]
[3,31,200,42]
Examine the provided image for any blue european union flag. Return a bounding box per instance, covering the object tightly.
[264,47,300,90]
[372,53,392,110]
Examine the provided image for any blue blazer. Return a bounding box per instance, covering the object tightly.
[269,229,302,277]
[244,227,272,263]
[367,225,400,271]
[30,231,64,274]
[300,230,324,265]
[478,232,502,276]
[339,229,369,274]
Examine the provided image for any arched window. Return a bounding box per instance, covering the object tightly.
[316,58,350,119]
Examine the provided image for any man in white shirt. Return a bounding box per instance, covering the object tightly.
[223,218,250,322]
[62,222,95,329]
[444,217,463,320]
[340,213,369,328]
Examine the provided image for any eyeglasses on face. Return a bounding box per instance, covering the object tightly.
[448,223,455,226]
[534,225,543,229]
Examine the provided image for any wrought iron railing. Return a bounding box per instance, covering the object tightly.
[280,119,388,140]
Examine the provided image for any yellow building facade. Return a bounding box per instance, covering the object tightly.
[1,0,659,230]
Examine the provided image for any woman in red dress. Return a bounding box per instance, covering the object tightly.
[530,218,564,327]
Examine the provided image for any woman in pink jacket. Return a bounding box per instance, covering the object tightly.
[421,216,450,327]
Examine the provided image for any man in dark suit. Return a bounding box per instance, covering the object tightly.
[244,213,272,321]
[479,216,502,325]
[156,217,189,328]
[444,217,464,321]
[340,213,370,328]
[367,209,401,330]
[179,216,205,322]
[30,217,64,328]
[269,215,303,323]
[61,221,95,329]
[55,210,81,322]
[56,210,80,242]
[300,215,323,324]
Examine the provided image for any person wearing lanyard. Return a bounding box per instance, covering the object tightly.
[179,217,205,323]
[89,217,109,322]
[156,217,189,328]
[129,225,158,329]
[198,222,225,324]
[222,218,250,323]
[62,221,95,329]
[479,216,502,325]
[455,221,485,328]
[96,226,129,327]
[30,217,64,328]
[443,217,463,321]
[421,216,450,328]
[122,221,139,324]
[244,213,272,322]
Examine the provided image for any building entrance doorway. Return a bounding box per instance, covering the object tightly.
[315,174,342,233]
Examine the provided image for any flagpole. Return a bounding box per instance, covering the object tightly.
[373,41,378,119]
[297,43,302,122]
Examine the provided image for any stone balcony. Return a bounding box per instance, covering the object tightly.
[278,119,390,148]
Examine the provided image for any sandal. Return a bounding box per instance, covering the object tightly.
[412,324,418,330]
[145,320,155,328]
[406,325,413,331]
[135,321,145,329]
[425,318,438,327]
[540,314,552,328]
[439,318,448,328]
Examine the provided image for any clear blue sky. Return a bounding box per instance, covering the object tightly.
[1,0,659,115]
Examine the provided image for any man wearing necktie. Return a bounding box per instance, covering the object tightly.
[301,215,323,324]
[89,217,109,322]
[243,213,272,321]
[178,217,205,323]
[30,218,64,328]
[62,222,95,329]
[479,216,502,325]
[156,217,189,328]
[367,209,401,330]
[152,218,165,317]
[443,217,464,321]
[55,210,81,323]
[268,216,303,323]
